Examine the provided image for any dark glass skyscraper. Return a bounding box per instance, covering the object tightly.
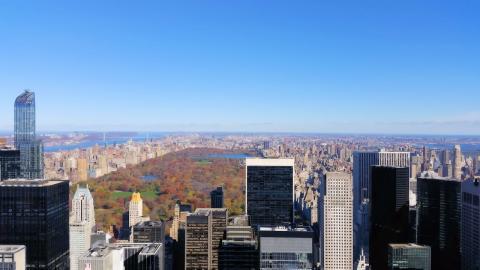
[132,221,165,244]
[0,148,20,180]
[388,244,431,270]
[462,178,480,270]
[370,166,410,270]
[210,186,224,208]
[246,158,294,227]
[417,176,461,270]
[14,90,43,179]
[0,179,69,270]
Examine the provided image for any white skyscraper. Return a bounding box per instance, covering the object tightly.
[453,144,462,180]
[323,172,353,270]
[69,222,91,270]
[71,184,96,231]
[129,192,143,228]
[70,185,95,270]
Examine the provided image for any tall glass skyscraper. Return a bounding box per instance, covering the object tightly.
[353,151,410,263]
[14,90,44,179]
[370,166,410,270]
[246,158,294,227]
[417,175,461,270]
[461,178,480,270]
[0,179,70,270]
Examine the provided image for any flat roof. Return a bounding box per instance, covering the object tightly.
[246,158,294,167]
[0,179,68,187]
[134,220,163,227]
[389,243,430,249]
[259,226,312,232]
[139,244,162,255]
[0,245,25,253]
[194,208,227,215]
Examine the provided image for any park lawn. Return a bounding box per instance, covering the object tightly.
[195,159,212,166]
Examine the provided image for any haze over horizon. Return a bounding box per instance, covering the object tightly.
[1,1,479,134]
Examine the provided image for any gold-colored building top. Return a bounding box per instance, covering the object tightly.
[131,192,142,203]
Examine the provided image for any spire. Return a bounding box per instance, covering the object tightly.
[131,192,142,203]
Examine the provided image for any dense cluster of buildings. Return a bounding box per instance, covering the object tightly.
[2,90,480,270]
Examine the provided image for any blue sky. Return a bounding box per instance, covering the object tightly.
[0,1,479,134]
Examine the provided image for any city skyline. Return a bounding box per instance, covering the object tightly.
[0,1,479,134]
[1,2,479,270]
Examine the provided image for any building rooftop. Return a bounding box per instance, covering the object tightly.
[139,244,162,255]
[131,192,142,203]
[15,90,35,105]
[258,226,312,232]
[0,179,68,187]
[194,208,227,216]
[388,243,430,249]
[418,172,461,182]
[246,158,294,167]
[0,245,25,253]
[134,220,163,227]
[73,184,93,199]
[82,246,113,258]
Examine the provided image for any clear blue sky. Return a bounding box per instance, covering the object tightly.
[0,1,479,134]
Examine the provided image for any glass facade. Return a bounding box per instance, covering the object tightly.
[260,252,313,269]
[370,166,410,270]
[0,180,69,270]
[14,91,36,143]
[219,241,258,270]
[132,221,165,243]
[247,165,293,226]
[258,227,314,270]
[0,150,20,181]
[14,90,44,179]
[417,177,461,270]
[210,186,224,208]
[461,179,480,270]
[388,244,431,270]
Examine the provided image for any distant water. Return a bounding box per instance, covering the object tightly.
[141,175,157,182]
[44,133,167,152]
[207,153,252,159]
[421,143,480,154]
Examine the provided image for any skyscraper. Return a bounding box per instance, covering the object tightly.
[169,201,192,241]
[185,208,227,270]
[69,222,91,270]
[210,186,224,208]
[453,145,462,180]
[417,175,461,270]
[353,151,410,262]
[70,185,96,270]
[132,221,165,244]
[370,166,410,270]
[461,178,480,270]
[0,179,69,270]
[14,90,44,179]
[185,212,209,269]
[219,225,259,270]
[246,158,294,227]
[129,192,144,228]
[71,184,96,231]
[258,226,314,270]
[0,148,20,180]
[0,245,26,270]
[387,244,431,270]
[322,172,353,270]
